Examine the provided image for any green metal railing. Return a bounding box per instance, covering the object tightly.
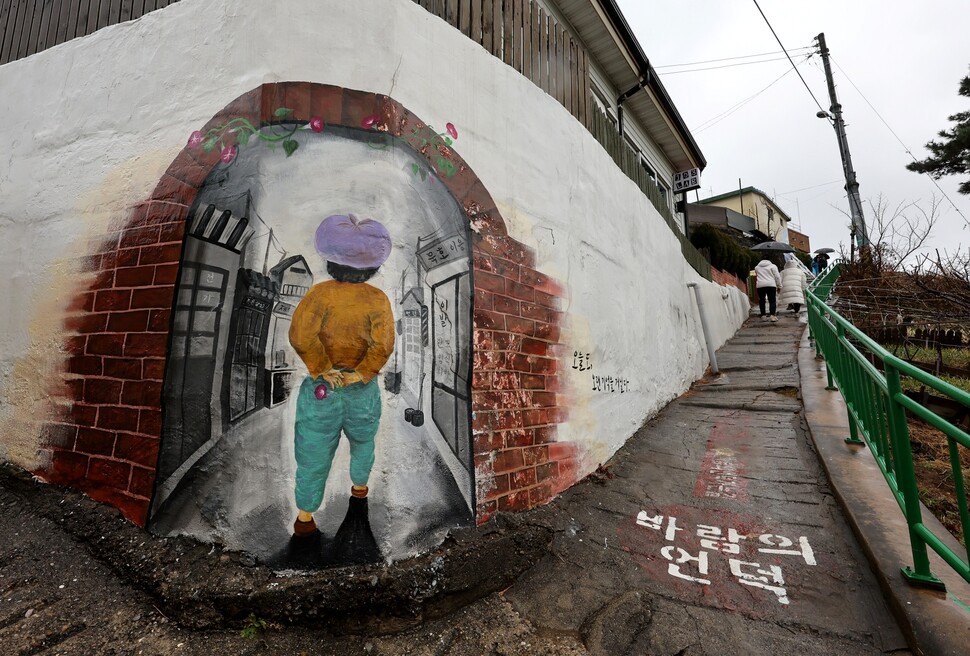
[807,263,970,589]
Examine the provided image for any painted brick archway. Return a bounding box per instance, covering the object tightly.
[39,83,579,526]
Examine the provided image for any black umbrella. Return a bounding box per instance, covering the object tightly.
[751,241,796,253]
[814,247,835,254]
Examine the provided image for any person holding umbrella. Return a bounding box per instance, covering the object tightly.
[751,242,791,322]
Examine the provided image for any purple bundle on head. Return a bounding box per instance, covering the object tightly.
[315,213,391,269]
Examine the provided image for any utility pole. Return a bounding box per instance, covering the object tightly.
[817,32,868,252]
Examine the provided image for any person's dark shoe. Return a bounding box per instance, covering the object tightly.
[293,515,318,537]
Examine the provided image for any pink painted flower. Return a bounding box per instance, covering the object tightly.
[187,130,204,148]
[446,122,458,140]
[309,117,324,133]
[220,145,237,164]
[361,114,381,129]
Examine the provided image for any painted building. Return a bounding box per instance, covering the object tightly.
[787,227,812,254]
[699,187,794,243]
[0,0,748,568]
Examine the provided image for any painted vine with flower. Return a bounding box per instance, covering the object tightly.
[186,108,460,182]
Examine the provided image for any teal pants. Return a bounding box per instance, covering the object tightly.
[294,376,382,512]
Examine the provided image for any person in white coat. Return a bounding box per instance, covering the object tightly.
[754,256,783,321]
[780,258,808,314]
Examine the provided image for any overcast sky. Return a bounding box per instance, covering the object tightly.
[616,0,970,259]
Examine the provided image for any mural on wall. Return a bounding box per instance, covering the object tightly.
[149,108,476,568]
[35,83,578,565]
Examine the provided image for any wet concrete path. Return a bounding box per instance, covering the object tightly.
[505,314,912,655]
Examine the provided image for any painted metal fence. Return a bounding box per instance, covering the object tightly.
[807,263,970,589]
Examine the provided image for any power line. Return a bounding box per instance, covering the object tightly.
[778,179,844,195]
[657,55,795,76]
[751,0,827,114]
[694,55,812,133]
[655,46,814,69]
[830,56,968,225]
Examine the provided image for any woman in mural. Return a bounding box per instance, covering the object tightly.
[288,214,395,539]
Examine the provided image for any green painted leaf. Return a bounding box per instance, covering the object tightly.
[411,163,420,174]
[202,139,216,153]
[237,131,251,146]
[444,137,452,146]
[283,139,299,157]
[274,107,293,118]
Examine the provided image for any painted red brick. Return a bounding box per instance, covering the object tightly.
[510,467,537,489]
[83,378,123,405]
[119,226,161,250]
[130,286,174,310]
[497,490,531,512]
[139,409,162,437]
[153,263,179,285]
[492,295,519,315]
[87,457,131,488]
[521,374,545,390]
[475,271,506,294]
[502,429,534,448]
[489,257,521,282]
[124,333,168,357]
[309,84,344,126]
[65,313,108,334]
[147,309,171,332]
[533,321,561,342]
[478,500,497,524]
[89,269,116,291]
[68,356,103,376]
[483,473,510,500]
[129,466,155,498]
[139,243,182,265]
[114,266,157,288]
[534,289,560,310]
[103,357,143,380]
[536,461,560,482]
[94,290,132,312]
[86,334,126,357]
[523,445,549,466]
[67,292,95,313]
[507,280,535,303]
[505,316,535,336]
[529,482,554,506]
[474,289,493,311]
[493,448,525,474]
[46,450,89,482]
[106,310,150,333]
[520,303,556,324]
[64,335,88,355]
[75,427,117,456]
[41,424,78,449]
[121,380,162,407]
[151,174,196,206]
[142,358,166,381]
[530,357,558,375]
[97,406,140,432]
[114,433,159,468]
[165,151,211,189]
[69,403,98,426]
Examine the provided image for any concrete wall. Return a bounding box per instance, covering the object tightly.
[0,0,748,566]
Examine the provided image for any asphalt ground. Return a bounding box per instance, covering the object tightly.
[0,311,945,655]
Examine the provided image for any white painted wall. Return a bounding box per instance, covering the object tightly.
[0,0,747,524]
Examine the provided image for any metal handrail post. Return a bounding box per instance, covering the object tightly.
[885,363,944,589]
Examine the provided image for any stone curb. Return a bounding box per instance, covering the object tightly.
[798,329,970,656]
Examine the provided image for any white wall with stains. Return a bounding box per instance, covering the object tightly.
[0,0,748,539]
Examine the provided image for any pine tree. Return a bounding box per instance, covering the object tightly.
[907,71,970,194]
